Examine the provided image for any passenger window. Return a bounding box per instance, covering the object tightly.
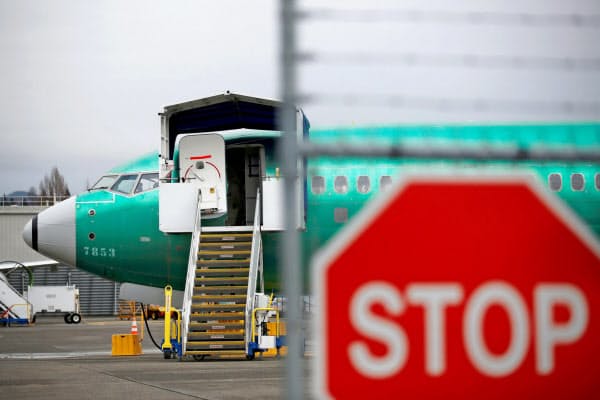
[380,176,392,191]
[91,175,118,190]
[135,173,159,194]
[111,174,138,194]
[596,173,600,190]
[312,176,325,195]
[571,173,585,191]
[334,176,348,194]
[357,176,371,194]
[334,208,348,223]
[548,173,562,191]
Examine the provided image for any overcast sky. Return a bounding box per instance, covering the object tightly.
[1,0,599,195]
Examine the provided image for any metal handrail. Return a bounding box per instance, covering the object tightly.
[0,276,32,320]
[0,303,32,321]
[245,189,263,354]
[0,195,69,207]
[251,307,280,340]
[181,190,203,355]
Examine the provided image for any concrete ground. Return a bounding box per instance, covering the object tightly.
[0,316,312,399]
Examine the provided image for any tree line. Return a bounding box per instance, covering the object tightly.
[34,166,71,197]
[2,167,71,206]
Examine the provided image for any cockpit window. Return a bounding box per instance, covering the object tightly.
[111,174,139,194]
[91,175,118,190]
[135,173,159,194]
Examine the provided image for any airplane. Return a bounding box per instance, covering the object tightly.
[20,93,600,307]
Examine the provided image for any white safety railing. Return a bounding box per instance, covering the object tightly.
[0,276,32,321]
[181,190,203,355]
[0,195,69,207]
[245,189,263,354]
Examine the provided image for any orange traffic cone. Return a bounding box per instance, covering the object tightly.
[130,318,138,335]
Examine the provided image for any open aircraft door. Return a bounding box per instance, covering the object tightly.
[159,133,227,233]
[262,110,307,231]
[157,92,309,232]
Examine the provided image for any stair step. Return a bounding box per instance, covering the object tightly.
[192,303,245,312]
[195,277,248,285]
[200,242,251,251]
[194,286,248,295]
[192,294,247,303]
[191,312,245,322]
[195,268,249,277]
[186,341,245,350]
[198,250,251,258]
[189,321,245,331]
[200,233,252,242]
[185,350,247,357]
[197,259,250,269]
[188,332,245,340]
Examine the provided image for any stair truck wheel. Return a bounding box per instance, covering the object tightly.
[164,349,172,359]
[71,313,81,324]
[193,355,206,361]
[64,313,73,324]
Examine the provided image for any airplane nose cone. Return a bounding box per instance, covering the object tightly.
[23,219,33,248]
[23,197,76,266]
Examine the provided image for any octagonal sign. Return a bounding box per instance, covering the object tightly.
[313,174,600,399]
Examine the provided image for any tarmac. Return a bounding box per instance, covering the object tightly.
[0,315,312,399]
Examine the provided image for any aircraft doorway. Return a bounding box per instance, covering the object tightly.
[226,145,264,226]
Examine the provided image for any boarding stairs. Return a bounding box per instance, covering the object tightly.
[180,190,264,359]
[0,272,32,325]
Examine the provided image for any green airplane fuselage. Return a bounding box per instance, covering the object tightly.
[72,123,600,292]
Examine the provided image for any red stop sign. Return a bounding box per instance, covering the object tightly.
[313,175,600,399]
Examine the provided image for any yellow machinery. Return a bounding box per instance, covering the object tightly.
[161,285,182,359]
[112,333,142,356]
[118,300,140,320]
[112,304,143,356]
[247,294,284,359]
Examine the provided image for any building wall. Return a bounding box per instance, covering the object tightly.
[0,207,53,263]
[6,265,120,316]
